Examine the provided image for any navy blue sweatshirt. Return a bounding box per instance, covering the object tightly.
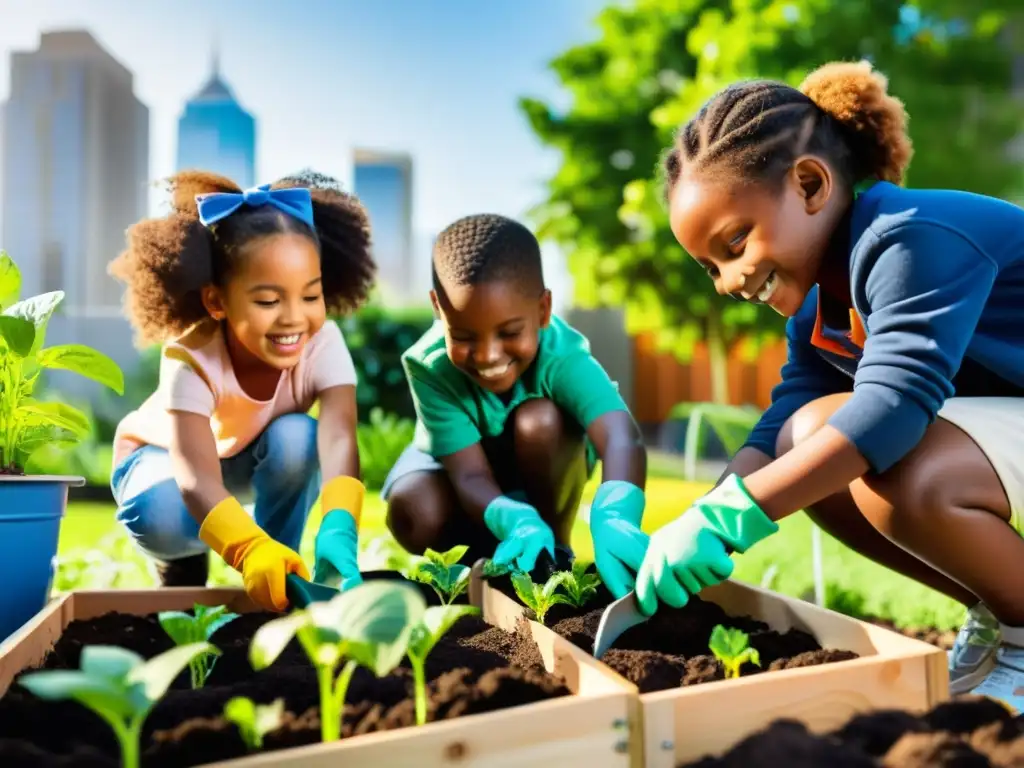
[744,181,1024,473]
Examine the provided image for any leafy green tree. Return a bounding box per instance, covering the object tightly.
[522,0,1022,403]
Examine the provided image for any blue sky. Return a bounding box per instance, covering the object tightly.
[0,0,614,303]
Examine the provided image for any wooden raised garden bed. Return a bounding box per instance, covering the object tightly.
[0,583,637,767]
[476,562,949,767]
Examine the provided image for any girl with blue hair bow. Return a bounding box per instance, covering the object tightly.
[109,169,377,611]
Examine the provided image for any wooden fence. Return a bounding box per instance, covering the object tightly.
[630,332,788,424]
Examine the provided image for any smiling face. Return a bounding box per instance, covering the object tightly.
[668,157,843,317]
[431,280,552,395]
[201,232,326,372]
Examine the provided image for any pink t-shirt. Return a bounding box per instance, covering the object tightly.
[113,319,357,466]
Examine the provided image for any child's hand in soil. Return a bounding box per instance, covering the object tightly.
[484,496,556,573]
[589,480,649,599]
[312,510,363,590]
[635,474,778,616]
[199,496,311,611]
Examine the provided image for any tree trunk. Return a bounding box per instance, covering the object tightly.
[706,308,729,406]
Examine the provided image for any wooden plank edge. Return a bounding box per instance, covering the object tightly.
[2,585,633,768]
[200,690,630,768]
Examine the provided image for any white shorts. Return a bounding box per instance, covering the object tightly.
[938,397,1024,535]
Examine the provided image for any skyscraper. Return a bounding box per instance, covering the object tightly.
[1,29,149,314]
[176,46,255,188]
[352,148,414,305]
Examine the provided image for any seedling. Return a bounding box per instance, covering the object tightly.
[511,571,572,624]
[481,558,511,579]
[407,545,471,605]
[250,580,426,742]
[18,642,216,768]
[158,603,239,688]
[406,605,479,726]
[224,696,284,751]
[556,560,601,608]
[709,624,761,679]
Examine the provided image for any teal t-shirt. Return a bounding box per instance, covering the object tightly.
[401,314,628,469]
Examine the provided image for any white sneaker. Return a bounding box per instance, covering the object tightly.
[969,624,1024,714]
[948,603,1000,695]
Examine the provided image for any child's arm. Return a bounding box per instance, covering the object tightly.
[547,351,648,597]
[634,224,996,615]
[169,410,309,610]
[316,384,360,485]
[310,383,366,588]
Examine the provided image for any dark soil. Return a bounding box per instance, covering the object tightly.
[680,696,1024,767]
[0,605,570,767]
[489,572,859,694]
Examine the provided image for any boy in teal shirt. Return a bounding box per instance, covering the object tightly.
[381,213,649,597]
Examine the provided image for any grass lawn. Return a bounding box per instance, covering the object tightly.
[60,472,965,630]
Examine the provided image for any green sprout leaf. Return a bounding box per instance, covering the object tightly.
[19,642,216,768]
[36,343,125,395]
[250,580,427,743]
[0,316,35,357]
[406,605,479,726]
[407,546,471,604]
[158,603,239,688]
[0,251,21,310]
[511,571,573,624]
[708,624,761,680]
[557,561,602,608]
[0,252,125,473]
[224,696,284,751]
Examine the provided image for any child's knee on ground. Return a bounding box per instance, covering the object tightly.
[117,478,205,561]
[385,471,457,554]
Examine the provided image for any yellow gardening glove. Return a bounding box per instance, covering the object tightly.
[199,496,310,611]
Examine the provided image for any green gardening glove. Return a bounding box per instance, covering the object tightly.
[312,510,363,591]
[589,481,650,599]
[484,495,555,573]
[635,474,778,616]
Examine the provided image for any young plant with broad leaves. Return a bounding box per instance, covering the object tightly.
[708,624,761,680]
[250,580,426,742]
[223,696,284,751]
[18,642,216,768]
[407,545,471,605]
[556,560,601,608]
[0,252,124,473]
[158,603,240,688]
[511,571,572,624]
[406,605,479,725]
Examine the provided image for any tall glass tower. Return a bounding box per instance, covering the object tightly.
[175,47,255,188]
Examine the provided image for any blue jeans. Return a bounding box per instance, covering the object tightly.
[112,413,320,561]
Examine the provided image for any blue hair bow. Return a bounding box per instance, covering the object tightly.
[195,184,315,229]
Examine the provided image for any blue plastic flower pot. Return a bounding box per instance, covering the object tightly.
[0,475,84,643]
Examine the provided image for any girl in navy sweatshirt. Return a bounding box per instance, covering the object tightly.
[631,60,1024,710]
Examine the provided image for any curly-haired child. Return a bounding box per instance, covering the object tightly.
[381,213,650,599]
[109,170,376,611]
[630,60,1024,709]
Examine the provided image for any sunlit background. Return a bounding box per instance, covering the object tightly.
[1,0,1022,632]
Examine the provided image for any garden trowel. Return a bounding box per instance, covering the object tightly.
[592,591,649,659]
[285,573,340,609]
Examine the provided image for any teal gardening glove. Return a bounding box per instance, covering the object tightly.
[635,474,779,616]
[312,510,364,591]
[484,495,555,573]
[589,481,650,599]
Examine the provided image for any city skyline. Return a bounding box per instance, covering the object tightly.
[0,0,608,309]
[176,45,256,189]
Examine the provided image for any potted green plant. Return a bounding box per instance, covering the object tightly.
[0,251,124,641]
